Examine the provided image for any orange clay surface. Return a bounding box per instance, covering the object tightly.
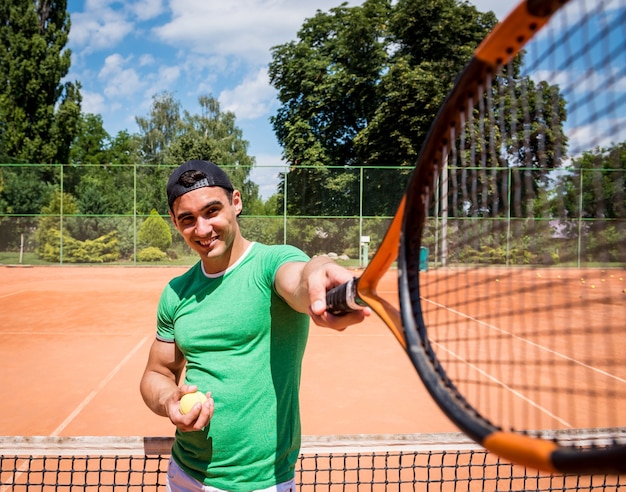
[0,265,455,438]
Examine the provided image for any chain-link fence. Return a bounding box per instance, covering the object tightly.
[0,164,623,267]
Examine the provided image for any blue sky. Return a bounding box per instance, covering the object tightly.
[66,0,516,198]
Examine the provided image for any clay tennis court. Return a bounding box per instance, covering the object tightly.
[0,264,623,440]
[0,265,454,439]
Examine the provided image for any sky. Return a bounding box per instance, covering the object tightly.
[66,0,517,199]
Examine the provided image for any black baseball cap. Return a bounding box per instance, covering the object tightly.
[166,160,234,210]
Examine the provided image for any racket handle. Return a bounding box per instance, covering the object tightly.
[326,277,365,315]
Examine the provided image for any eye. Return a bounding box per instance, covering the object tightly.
[179,216,195,227]
[206,205,221,216]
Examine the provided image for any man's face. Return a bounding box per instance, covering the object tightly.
[169,186,242,272]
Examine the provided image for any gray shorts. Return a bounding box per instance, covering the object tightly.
[166,457,296,492]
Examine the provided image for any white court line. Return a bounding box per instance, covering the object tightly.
[433,341,572,427]
[425,298,626,384]
[422,297,626,428]
[0,334,152,492]
[0,290,25,300]
[50,334,152,436]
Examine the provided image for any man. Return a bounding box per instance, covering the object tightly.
[140,160,368,492]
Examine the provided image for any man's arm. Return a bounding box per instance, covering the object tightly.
[275,256,370,330]
[140,339,214,431]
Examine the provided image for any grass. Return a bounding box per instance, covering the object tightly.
[0,250,365,268]
[0,251,198,267]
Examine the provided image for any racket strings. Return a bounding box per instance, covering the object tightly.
[413,0,626,445]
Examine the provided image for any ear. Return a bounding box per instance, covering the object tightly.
[232,190,243,216]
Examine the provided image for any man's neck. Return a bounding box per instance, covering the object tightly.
[201,237,252,275]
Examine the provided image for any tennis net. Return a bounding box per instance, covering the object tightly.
[0,433,622,491]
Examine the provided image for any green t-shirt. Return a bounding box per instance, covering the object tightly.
[156,243,310,491]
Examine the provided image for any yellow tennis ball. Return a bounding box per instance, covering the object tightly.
[179,391,208,415]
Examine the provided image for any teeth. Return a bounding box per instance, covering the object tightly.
[199,237,217,247]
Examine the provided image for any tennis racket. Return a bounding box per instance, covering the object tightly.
[327,0,626,474]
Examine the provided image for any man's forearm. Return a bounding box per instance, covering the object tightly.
[140,370,179,417]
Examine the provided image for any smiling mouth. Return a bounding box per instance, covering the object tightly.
[198,236,219,247]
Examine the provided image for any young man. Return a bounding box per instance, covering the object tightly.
[140,160,368,492]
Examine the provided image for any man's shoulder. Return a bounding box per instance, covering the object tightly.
[165,261,202,294]
[252,242,308,258]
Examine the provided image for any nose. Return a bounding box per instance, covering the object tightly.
[194,216,214,236]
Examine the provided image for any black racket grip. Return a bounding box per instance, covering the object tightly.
[326,277,364,315]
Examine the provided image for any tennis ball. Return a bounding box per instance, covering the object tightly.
[179,391,207,415]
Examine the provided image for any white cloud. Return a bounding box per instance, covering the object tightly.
[69,0,166,55]
[139,54,156,67]
[69,9,134,54]
[154,0,366,65]
[80,90,107,115]
[67,0,519,153]
[219,68,276,120]
[99,54,145,98]
[142,65,182,98]
[128,0,166,21]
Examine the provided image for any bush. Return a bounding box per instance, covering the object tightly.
[63,231,120,263]
[138,209,172,251]
[35,190,79,260]
[138,246,167,262]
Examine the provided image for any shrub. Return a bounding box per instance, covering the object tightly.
[138,209,172,251]
[138,246,167,262]
[63,231,120,263]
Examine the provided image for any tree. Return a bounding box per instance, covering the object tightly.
[269,0,390,215]
[358,0,496,170]
[444,76,567,222]
[165,95,259,212]
[70,115,140,216]
[135,92,182,213]
[70,113,111,165]
[269,0,497,216]
[136,91,181,166]
[0,0,82,251]
[553,142,626,262]
[0,0,81,164]
[136,93,260,214]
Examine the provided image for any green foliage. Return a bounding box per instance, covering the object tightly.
[269,0,497,216]
[240,217,283,246]
[573,143,625,220]
[270,0,391,171]
[34,190,121,263]
[37,223,120,263]
[62,231,120,263]
[0,166,56,215]
[35,189,78,259]
[134,92,260,214]
[69,113,112,164]
[138,246,167,262]
[164,95,258,210]
[138,209,172,251]
[136,92,182,166]
[0,0,81,164]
